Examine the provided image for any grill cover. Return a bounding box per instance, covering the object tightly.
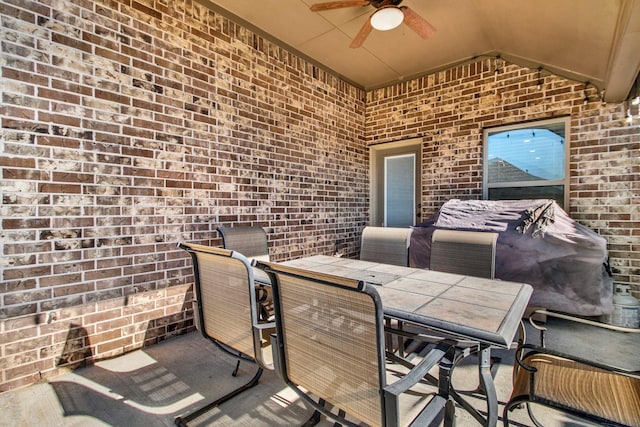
[410,199,613,316]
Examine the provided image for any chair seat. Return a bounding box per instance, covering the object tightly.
[512,353,640,426]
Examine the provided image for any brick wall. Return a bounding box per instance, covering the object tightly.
[0,0,638,393]
[365,60,639,298]
[0,0,366,391]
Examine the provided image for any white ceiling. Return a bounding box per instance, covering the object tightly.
[198,0,640,102]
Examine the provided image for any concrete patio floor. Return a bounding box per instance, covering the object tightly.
[1,316,637,426]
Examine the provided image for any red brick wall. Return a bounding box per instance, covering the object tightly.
[365,60,639,298]
[0,0,366,391]
[0,0,638,393]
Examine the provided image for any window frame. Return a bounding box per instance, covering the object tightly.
[482,116,570,208]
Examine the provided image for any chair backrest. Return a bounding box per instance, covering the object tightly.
[178,242,271,368]
[430,229,498,279]
[360,226,413,267]
[261,262,387,427]
[217,225,269,261]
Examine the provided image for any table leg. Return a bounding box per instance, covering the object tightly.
[478,346,498,427]
[439,349,456,427]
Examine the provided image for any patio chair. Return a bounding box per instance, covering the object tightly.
[216,225,269,262]
[430,229,498,279]
[360,226,424,356]
[422,230,505,392]
[503,310,640,427]
[217,225,273,320]
[360,226,413,267]
[175,242,275,426]
[258,261,457,427]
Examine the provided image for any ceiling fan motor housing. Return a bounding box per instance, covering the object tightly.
[371,0,404,8]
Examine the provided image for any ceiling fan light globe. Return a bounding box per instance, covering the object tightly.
[370,7,404,31]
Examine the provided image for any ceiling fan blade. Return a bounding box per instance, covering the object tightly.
[401,6,436,38]
[310,0,370,12]
[350,18,373,48]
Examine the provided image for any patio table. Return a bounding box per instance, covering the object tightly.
[279,255,533,427]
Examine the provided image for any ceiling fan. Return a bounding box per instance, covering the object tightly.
[310,0,436,48]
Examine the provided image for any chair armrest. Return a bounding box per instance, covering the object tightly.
[254,321,276,332]
[384,340,454,397]
[270,333,283,379]
[384,340,455,427]
[252,322,276,371]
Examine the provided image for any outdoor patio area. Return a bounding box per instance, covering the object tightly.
[2,316,636,427]
[1,0,638,422]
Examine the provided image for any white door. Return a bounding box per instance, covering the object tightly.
[371,140,421,227]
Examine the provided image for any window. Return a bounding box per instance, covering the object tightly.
[483,117,569,208]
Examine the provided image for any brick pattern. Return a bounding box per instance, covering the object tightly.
[365,60,639,297]
[0,0,366,391]
[0,0,637,393]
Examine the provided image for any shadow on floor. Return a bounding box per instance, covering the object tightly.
[1,317,636,426]
[48,333,315,426]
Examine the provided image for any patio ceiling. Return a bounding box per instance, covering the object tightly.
[198,0,640,102]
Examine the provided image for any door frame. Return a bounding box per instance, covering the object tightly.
[369,138,422,227]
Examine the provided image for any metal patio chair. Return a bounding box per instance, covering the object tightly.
[259,260,457,427]
[360,226,413,267]
[175,242,275,426]
[429,229,498,279]
[504,311,640,427]
[217,225,270,263]
[360,226,414,354]
[413,229,505,398]
[217,225,273,320]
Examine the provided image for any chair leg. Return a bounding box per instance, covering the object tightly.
[452,347,501,396]
[478,348,498,427]
[174,365,263,426]
[302,397,326,427]
[503,398,522,427]
[503,398,545,427]
[444,398,456,427]
[302,410,322,426]
[301,401,348,427]
[503,403,512,426]
[526,402,545,427]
